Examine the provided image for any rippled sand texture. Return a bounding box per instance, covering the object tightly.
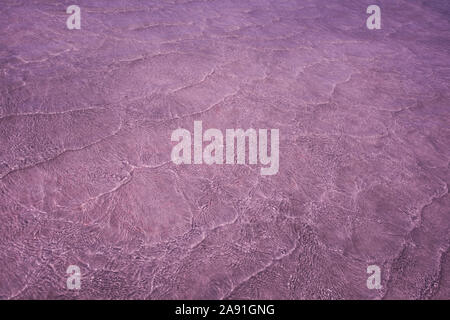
[0,0,449,300]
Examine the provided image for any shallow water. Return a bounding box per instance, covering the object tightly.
[0,0,449,299]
